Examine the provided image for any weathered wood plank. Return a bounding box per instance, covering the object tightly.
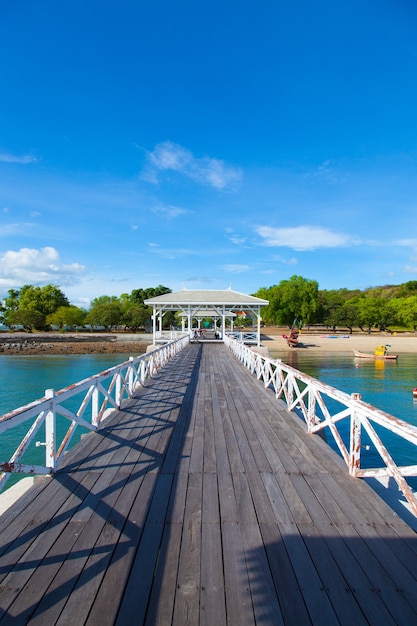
[172,472,202,625]
[200,473,226,626]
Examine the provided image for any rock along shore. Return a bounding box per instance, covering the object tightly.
[0,333,152,356]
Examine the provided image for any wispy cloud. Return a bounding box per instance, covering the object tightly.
[229,235,247,245]
[395,238,417,247]
[0,152,38,164]
[0,222,38,237]
[256,225,354,251]
[223,264,252,273]
[142,141,242,190]
[271,255,298,265]
[146,243,198,259]
[151,202,190,218]
[303,160,347,184]
[0,246,86,289]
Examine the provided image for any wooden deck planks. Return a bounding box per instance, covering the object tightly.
[1,343,417,624]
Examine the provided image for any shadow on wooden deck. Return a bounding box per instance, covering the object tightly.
[1,343,417,625]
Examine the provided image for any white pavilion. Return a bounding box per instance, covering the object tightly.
[144,288,269,347]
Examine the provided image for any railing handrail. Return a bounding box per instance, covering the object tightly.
[0,334,190,492]
[224,335,417,517]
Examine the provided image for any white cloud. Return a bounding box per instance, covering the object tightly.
[0,152,38,164]
[142,141,242,190]
[0,246,86,289]
[404,265,417,274]
[256,225,353,251]
[223,264,252,273]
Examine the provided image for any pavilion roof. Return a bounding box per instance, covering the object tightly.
[144,289,269,307]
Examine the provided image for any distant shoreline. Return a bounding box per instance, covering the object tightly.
[1,330,417,357]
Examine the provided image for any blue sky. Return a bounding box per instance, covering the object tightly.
[1,0,417,307]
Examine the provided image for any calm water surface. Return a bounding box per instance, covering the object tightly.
[270,350,417,424]
[270,349,417,471]
[0,353,132,416]
[0,354,132,486]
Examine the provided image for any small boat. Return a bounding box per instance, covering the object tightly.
[353,345,398,360]
[413,388,417,399]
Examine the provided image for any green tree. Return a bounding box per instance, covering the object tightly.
[86,301,123,330]
[7,308,45,332]
[2,284,70,330]
[19,284,69,316]
[253,287,276,324]
[46,305,87,330]
[390,296,417,333]
[318,290,345,331]
[256,275,320,327]
[4,289,20,313]
[122,304,151,332]
[130,285,172,304]
[354,296,395,333]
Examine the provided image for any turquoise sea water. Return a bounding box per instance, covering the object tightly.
[270,350,417,422]
[0,354,132,487]
[270,349,417,476]
[1,350,417,487]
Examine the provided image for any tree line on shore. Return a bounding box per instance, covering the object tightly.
[0,284,175,333]
[1,276,417,333]
[254,276,417,333]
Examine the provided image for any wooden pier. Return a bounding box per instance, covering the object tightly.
[1,343,417,624]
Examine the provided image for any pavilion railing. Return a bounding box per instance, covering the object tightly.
[224,335,417,517]
[155,330,187,342]
[0,335,190,493]
[225,331,258,343]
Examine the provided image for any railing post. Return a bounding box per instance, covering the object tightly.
[92,383,99,427]
[287,376,294,406]
[349,394,362,476]
[115,371,122,408]
[128,357,134,393]
[307,387,316,433]
[45,389,56,471]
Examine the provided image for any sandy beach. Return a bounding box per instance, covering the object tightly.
[261,328,417,355]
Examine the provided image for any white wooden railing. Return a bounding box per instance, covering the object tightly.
[225,335,417,517]
[155,330,187,342]
[225,331,258,343]
[0,335,190,493]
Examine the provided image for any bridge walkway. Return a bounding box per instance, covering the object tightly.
[1,343,417,624]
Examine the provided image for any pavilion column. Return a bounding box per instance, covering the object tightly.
[257,307,261,346]
[152,306,157,344]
